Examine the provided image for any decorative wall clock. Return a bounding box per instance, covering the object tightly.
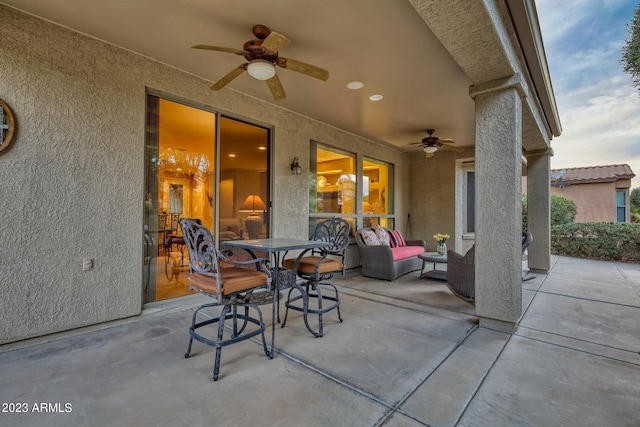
[0,98,16,154]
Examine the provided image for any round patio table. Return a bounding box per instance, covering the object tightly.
[418,252,447,281]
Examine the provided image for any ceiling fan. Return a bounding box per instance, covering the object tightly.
[409,129,463,158]
[192,24,329,101]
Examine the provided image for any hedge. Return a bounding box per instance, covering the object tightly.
[551,222,640,262]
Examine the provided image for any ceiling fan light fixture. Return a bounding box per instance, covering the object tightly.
[423,146,438,154]
[247,60,276,80]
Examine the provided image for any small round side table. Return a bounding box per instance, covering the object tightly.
[418,252,448,281]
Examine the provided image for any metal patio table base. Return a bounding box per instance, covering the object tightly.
[222,238,332,358]
[184,299,268,381]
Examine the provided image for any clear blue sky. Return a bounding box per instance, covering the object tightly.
[536,0,640,187]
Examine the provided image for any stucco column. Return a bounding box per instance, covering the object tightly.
[526,151,551,273]
[472,82,523,332]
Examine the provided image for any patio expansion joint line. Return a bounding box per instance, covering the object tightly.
[275,347,397,412]
[613,261,640,299]
[448,330,515,427]
[519,269,549,324]
[515,325,640,367]
[191,308,426,410]
[374,324,484,427]
[338,287,478,325]
[532,289,640,310]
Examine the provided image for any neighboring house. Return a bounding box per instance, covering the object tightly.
[0,0,560,344]
[551,165,636,223]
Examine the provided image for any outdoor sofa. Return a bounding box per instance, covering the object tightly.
[355,226,426,281]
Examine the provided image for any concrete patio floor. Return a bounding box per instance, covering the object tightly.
[1,255,639,427]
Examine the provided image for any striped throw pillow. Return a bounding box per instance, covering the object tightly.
[390,230,407,247]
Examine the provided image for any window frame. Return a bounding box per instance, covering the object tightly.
[308,141,395,233]
[616,189,627,222]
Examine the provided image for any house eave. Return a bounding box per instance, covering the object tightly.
[507,0,562,138]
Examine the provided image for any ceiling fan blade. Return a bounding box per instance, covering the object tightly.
[279,57,329,80]
[439,138,455,144]
[191,45,242,54]
[210,66,245,91]
[265,74,286,100]
[439,144,464,153]
[408,142,423,146]
[261,31,291,52]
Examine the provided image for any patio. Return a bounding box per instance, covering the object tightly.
[1,255,639,427]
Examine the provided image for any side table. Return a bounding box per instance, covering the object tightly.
[418,252,447,281]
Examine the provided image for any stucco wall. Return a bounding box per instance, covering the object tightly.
[408,149,463,253]
[0,6,408,343]
[551,182,616,223]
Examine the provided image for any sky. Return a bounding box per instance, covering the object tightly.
[536,0,640,188]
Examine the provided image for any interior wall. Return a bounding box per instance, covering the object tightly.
[0,5,407,343]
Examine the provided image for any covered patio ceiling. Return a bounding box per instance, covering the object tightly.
[1,0,478,153]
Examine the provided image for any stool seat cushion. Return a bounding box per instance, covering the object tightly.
[282,256,343,275]
[189,267,268,296]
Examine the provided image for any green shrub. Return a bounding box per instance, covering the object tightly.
[522,194,577,231]
[631,187,640,210]
[551,222,640,262]
[550,195,577,225]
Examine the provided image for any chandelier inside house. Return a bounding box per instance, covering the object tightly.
[159,148,211,175]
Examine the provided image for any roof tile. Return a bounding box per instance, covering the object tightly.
[550,164,635,184]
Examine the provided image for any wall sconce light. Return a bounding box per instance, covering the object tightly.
[290,157,302,175]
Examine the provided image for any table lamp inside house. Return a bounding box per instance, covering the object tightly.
[240,195,267,239]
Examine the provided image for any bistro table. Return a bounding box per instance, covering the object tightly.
[418,251,448,281]
[222,238,331,359]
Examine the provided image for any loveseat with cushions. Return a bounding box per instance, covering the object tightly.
[355,227,426,281]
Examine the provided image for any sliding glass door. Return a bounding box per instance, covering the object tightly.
[143,95,270,303]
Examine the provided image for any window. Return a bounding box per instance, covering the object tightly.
[616,190,627,222]
[455,159,475,253]
[309,141,395,234]
[309,142,356,235]
[363,157,394,229]
[466,171,475,233]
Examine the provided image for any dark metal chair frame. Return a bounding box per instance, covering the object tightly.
[522,232,534,281]
[282,218,350,337]
[446,246,476,304]
[179,218,270,381]
[446,232,535,304]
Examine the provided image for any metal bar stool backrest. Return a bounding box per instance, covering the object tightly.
[179,219,222,294]
[310,218,351,271]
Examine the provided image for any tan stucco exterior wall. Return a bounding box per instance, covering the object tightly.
[551,182,617,223]
[0,6,409,343]
[408,148,475,253]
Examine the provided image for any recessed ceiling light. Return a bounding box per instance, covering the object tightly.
[258,146,266,150]
[369,94,383,101]
[346,81,364,90]
[228,154,236,158]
